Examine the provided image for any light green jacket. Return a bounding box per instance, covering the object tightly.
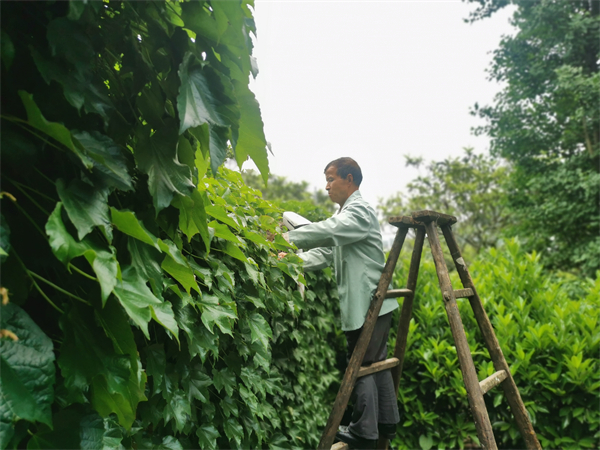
[288,191,398,331]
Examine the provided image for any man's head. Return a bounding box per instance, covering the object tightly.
[323,157,362,207]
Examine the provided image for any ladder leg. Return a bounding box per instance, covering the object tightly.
[376,228,425,450]
[424,222,497,450]
[318,227,409,450]
[391,227,426,395]
[441,225,541,450]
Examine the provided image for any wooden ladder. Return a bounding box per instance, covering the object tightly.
[318,210,541,450]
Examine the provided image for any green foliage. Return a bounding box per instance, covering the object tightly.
[0,1,344,448]
[389,239,599,449]
[242,170,336,217]
[378,149,509,258]
[467,0,600,276]
[0,305,55,449]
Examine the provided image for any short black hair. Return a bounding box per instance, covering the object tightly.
[324,157,363,187]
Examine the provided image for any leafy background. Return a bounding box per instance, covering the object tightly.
[1,1,599,450]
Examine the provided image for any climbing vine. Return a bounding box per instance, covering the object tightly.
[0,1,344,448]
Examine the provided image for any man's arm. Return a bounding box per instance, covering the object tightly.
[297,247,333,271]
[288,203,370,250]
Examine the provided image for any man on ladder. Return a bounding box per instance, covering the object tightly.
[279,157,400,449]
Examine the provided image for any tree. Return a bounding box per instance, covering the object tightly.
[378,149,510,257]
[466,0,600,276]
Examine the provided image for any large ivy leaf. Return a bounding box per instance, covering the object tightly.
[223,417,244,448]
[87,247,119,306]
[196,424,220,450]
[208,125,230,176]
[163,390,191,433]
[233,85,270,184]
[158,239,200,295]
[181,364,212,403]
[72,131,133,191]
[205,205,240,230]
[246,312,272,352]
[46,202,87,264]
[111,208,160,249]
[127,238,164,295]
[0,304,55,447]
[196,294,236,336]
[46,18,94,74]
[46,203,118,305]
[150,302,180,344]
[177,52,228,134]
[212,367,236,398]
[18,91,92,168]
[112,266,162,339]
[1,30,15,70]
[58,304,146,429]
[0,214,10,263]
[181,2,225,44]
[57,178,112,242]
[25,406,83,450]
[171,189,210,250]
[223,241,250,264]
[95,297,145,391]
[161,256,198,295]
[134,123,194,214]
[79,412,125,450]
[173,302,219,362]
[220,396,238,419]
[30,48,112,122]
[209,221,244,244]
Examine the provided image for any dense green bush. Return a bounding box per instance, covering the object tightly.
[0,1,346,448]
[389,238,599,450]
[1,162,346,449]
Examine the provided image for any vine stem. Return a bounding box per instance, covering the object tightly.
[28,271,91,306]
[10,199,47,239]
[13,251,64,314]
[69,263,98,281]
[33,167,56,187]
[4,177,51,216]
[6,176,56,204]
[1,115,68,155]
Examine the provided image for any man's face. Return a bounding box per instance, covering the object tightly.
[325,166,354,207]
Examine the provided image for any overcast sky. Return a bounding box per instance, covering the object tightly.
[247,0,516,209]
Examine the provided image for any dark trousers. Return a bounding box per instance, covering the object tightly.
[345,312,400,440]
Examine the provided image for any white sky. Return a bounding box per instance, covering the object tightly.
[246,0,516,208]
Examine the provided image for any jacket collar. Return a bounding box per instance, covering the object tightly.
[339,190,361,212]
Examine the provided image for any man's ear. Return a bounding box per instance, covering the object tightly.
[346,174,354,184]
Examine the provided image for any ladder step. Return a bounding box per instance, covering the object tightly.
[454,288,474,298]
[358,357,400,378]
[385,289,412,298]
[479,370,508,394]
[332,442,349,450]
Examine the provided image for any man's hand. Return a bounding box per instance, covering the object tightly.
[278,252,287,260]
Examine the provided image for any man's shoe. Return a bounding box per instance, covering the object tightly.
[335,429,377,450]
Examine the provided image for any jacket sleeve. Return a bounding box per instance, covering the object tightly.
[298,247,333,271]
[288,203,370,250]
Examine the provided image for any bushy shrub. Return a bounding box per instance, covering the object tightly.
[389,238,599,450]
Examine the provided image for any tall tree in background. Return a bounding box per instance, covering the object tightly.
[378,149,509,258]
[467,0,600,276]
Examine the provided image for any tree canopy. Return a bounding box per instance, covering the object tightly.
[467,0,600,276]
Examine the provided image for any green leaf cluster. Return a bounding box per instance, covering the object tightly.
[0,1,344,448]
[378,148,510,259]
[466,0,600,276]
[389,239,599,450]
